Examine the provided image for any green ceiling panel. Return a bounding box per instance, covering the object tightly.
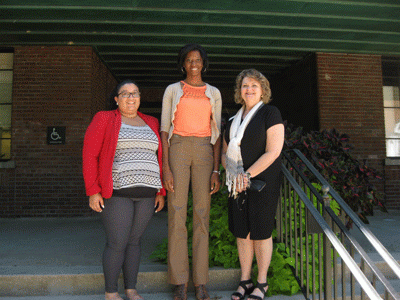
[1,0,399,88]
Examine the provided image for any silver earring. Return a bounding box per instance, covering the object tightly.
[181,67,185,73]
[116,102,119,106]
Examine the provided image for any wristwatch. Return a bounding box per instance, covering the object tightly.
[213,170,220,175]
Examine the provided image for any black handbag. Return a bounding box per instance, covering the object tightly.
[249,179,266,192]
[235,177,266,211]
[235,179,266,210]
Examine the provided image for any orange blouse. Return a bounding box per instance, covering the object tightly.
[173,81,212,137]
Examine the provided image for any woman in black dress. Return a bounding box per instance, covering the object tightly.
[222,69,284,300]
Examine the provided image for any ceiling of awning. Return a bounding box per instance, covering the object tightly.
[1,0,400,89]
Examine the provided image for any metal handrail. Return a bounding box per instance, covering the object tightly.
[282,150,399,299]
[282,166,383,300]
[292,148,400,279]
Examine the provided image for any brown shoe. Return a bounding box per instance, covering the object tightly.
[195,284,210,300]
[173,284,188,300]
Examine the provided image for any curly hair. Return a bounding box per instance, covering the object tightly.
[177,43,209,75]
[234,69,271,105]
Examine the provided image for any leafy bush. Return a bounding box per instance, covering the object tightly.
[284,124,386,224]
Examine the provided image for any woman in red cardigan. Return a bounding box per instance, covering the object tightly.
[83,79,165,300]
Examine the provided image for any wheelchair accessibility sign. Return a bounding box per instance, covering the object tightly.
[47,126,66,144]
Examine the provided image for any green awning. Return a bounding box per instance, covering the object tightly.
[1,0,400,88]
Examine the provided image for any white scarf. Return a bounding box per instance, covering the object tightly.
[226,101,263,198]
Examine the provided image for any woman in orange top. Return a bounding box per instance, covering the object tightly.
[160,44,222,300]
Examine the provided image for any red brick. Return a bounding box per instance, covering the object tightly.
[0,46,117,217]
[316,53,398,208]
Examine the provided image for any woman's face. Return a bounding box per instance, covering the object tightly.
[183,50,203,77]
[241,76,263,106]
[114,83,140,116]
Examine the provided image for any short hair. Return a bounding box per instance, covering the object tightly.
[107,79,139,110]
[177,44,209,75]
[234,69,272,105]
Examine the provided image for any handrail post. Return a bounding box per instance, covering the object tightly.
[322,185,333,300]
[276,188,282,243]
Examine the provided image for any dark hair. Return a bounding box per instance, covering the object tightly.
[177,43,209,75]
[107,79,139,110]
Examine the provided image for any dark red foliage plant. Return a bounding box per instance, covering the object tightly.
[284,122,386,225]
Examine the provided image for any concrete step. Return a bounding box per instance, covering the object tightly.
[325,278,400,300]
[2,264,399,299]
[0,267,239,297]
[1,290,307,300]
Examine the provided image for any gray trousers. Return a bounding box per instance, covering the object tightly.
[167,135,214,285]
[101,196,154,293]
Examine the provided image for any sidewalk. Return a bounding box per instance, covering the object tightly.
[1,209,400,299]
[0,211,168,275]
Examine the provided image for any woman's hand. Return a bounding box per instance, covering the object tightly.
[154,194,165,213]
[163,168,175,193]
[210,172,221,195]
[89,193,104,213]
[243,172,250,190]
[235,173,250,193]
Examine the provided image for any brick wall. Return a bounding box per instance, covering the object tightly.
[316,53,398,209]
[0,46,117,217]
[316,53,385,158]
[0,167,15,216]
[384,164,400,209]
[91,51,116,115]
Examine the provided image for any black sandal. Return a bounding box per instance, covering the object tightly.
[231,279,254,300]
[247,281,269,300]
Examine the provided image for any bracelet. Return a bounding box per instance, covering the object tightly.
[213,170,220,175]
[245,172,252,188]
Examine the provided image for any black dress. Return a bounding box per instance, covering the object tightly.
[225,104,283,240]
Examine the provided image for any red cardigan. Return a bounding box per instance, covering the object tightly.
[82,109,166,198]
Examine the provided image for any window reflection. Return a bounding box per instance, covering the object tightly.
[383,86,400,157]
[0,53,13,161]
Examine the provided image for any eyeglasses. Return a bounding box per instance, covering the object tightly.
[118,92,141,98]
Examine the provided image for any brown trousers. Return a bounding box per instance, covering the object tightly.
[167,134,214,285]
